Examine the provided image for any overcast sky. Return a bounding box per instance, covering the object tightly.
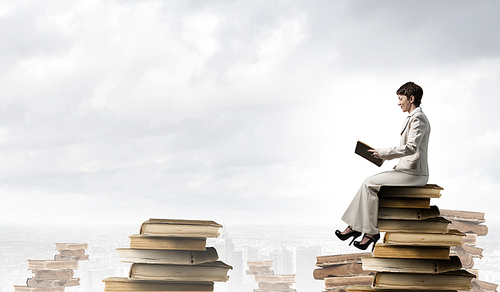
[1,0,499,227]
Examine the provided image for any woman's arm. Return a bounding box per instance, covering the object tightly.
[376,114,429,160]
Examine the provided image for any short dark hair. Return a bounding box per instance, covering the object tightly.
[397,82,423,106]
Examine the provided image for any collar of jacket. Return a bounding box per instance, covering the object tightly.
[401,107,422,134]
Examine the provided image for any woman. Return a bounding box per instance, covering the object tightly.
[336,81,430,251]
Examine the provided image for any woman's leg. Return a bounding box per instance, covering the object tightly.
[341,171,428,235]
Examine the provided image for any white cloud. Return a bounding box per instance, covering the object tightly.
[0,0,499,227]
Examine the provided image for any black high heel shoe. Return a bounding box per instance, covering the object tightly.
[335,227,362,246]
[353,233,380,251]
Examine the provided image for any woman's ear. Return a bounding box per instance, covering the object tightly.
[409,95,415,104]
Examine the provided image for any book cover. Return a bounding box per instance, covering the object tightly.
[139,219,222,238]
[377,217,451,233]
[355,141,384,167]
[324,275,374,288]
[346,285,457,292]
[383,229,465,246]
[373,270,475,290]
[27,260,78,271]
[373,244,450,260]
[128,234,207,251]
[316,252,372,267]
[14,287,65,292]
[379,197,430,209]
[313,262,373,279]
[128,261,232,282]
[117,247,218,265]
[378,205,440,220]
[378,184,443,198]
[102,277,214,292]
[361,256,462,274]
[26,278,80,288]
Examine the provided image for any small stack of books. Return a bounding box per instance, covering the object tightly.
[247,261,274,276]
[54,243,89,262]
[102,218,232,292]
[247,261,296,292]
[254,274,296,292]
[14,243,88,292]
[440,209,498,292]
[355,184,476,291]
[313,253,374,292]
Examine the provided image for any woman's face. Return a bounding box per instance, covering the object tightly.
[398,94,413,113]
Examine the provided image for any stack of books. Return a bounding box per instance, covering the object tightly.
[440,209,498,292]
[314,185,499,292]
[354,184,476,291]
[247,261,296,292]
[102,218,232,292]
[247,261,274,276]
[54,243,89,262]
[14,243,88,292]
[313,253,374,292]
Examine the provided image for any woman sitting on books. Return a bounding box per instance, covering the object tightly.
[336,81,430,251]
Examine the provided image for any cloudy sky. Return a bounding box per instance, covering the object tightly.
[1,0,499,227]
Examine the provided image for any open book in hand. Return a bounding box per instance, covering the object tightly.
[355,141,384,167]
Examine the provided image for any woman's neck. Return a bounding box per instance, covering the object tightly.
[408,104,418,114]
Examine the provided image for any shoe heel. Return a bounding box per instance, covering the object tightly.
[371,234,380,251]
[335,228,361,242]
[353,233,380,251]
[349,236,357,246]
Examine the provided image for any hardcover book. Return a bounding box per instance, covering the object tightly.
[379,197,430,209]
[377,217,451,233]
[361,256,462,274]
[253,274,295,283]
[347,285,457,292]
[378,206,440,220]
[316,253,372,267]
[26,278,80,288]
[14,287,65,292]
[27,260,78,271]
[372,270,475,290]
[117,247,218,265]
[378,184,443,198]
[383,229,465,246]
[324,275,374,288]
[439,209,486,223]
[139,219,222,238]
[102,277,214,292]
[355,141,384,167]
[128,261,232,282]
[373,244,450,260]
[32,270,74,280]
[128,234,207,251]
[313,262,373,279]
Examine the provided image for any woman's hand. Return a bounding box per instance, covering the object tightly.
[368,149,380,159]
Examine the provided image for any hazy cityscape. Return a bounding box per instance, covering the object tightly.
[1,223,499,292]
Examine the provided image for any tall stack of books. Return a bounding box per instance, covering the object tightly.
[313,253,374,292]
[313,184,483,292]
[440,209,498,292]
[14,243,88,292]
[353,184,476,291]
[247,261,296,292]
[102,218,232,292]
